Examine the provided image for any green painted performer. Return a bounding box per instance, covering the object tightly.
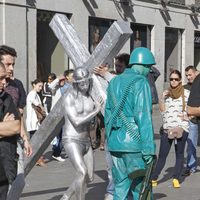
[104,47,156,200]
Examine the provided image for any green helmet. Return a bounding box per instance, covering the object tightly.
[129,47,156,66]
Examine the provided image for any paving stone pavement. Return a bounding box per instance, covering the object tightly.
[21,109,200,200]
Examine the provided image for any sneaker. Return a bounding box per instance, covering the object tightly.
[151,180,158,187]
[172,178,180,188]
[104,193,113,200]
[52,155,66,162]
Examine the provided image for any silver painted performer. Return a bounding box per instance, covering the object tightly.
[60,67,102,200]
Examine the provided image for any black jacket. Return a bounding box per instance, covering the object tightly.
[0,92,20,184]
[147,66,160,104]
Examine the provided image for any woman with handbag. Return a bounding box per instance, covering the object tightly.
[26,79,46,167]
[151,70,189,188]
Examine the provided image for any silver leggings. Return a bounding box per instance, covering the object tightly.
[61,139,94,200]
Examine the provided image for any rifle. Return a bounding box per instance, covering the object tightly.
[128,157,156,200]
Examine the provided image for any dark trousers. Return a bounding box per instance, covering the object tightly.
[0,181,9,200]
[152,130,188,180]
[29,130,36,139]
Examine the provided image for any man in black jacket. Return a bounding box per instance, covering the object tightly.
[0,45,32,200]
[0,62,20,200]
[183,66,199,176]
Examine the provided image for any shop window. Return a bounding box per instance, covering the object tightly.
[165,28,183,82]
[194,31,200,70]
[130,24,152,52]
[37,10,70,81]
[89,17,114,53]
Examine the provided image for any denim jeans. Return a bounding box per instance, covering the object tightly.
[105,140,114,195]
[151,130,188,180]
[186,121,198,172]
[52,130,63,157]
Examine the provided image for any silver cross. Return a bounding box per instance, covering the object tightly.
[24,14,132,175]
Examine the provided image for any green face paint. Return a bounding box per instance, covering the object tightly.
[142,66,151,76]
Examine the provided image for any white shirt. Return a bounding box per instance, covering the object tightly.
[48,78,62,110]
[26,90,42,132]
[162,89,190,132]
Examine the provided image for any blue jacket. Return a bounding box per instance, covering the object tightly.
[105,68,155,156]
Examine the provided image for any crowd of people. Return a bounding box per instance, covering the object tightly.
[0,44,200,200]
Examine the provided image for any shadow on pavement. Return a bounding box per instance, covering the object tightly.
[157,167,174,184]
[21,187,68,198]
[154,193,167,199]
[86,170,108,199]
[21,170,107,199]
[95,169,108,181]
[86,181,107,200]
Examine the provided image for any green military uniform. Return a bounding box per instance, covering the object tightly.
[104,47,156,200]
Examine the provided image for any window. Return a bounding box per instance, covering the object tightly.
[165,27,183,81]
[37,10,71,80]
[194,31,200,70]
[89,17,114,53]
[130,23,152,52]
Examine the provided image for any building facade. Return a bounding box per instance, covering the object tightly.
[0,0,200,94]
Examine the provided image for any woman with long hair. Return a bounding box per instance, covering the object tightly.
[26,78,46,167]
[151,70,189,188]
